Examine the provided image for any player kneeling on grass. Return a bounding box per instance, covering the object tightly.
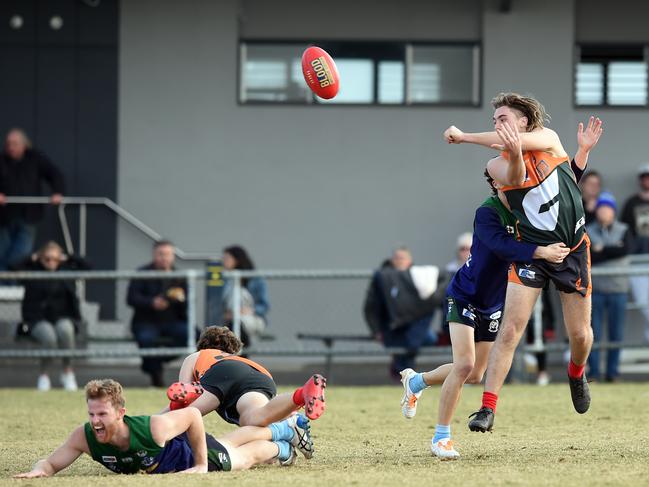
[166,326,326,426]
[14,379,313,478]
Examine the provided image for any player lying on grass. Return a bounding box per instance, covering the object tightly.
[400,118,602,459]
[165,326,326,426]
[14,378,313,478]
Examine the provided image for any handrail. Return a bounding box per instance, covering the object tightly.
[4,196,217,261]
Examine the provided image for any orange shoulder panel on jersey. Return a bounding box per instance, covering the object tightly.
[192,348,273,381]
[499,150,569,192]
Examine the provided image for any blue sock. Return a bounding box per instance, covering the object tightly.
[432,424,451,443]
[269,419,295,442]
[273,440,292,461]
[409,373,427,394]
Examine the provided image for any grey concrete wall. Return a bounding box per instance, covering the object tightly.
[117,0,647,343]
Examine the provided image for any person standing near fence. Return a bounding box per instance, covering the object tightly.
[127,240,188,387]
[620,164,649,343]
[586,192,632,382]
[14,241,90,391]
[0,129,65,271]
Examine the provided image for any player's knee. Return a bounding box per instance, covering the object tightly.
[569,327,592,347]
[499,323,522,349]
[239,411,269,427]
[453,360,475,380]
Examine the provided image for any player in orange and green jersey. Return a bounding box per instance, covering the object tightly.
[444,96,603,431]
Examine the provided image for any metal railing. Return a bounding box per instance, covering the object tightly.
[4,196,216,260]
[0,269,200,358]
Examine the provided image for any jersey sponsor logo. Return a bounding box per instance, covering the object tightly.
[142,456,155,467]
[136,450,148,457]
[489,310,502,320]
[518,268,536,279]
[575,215,585,234]
[488,320,499,333]
[122,457,133,464]
[462,308,476,321]
[522,170,560,231]
[506,225,515,235]
[102,456,117,463]
[535,159,551,179]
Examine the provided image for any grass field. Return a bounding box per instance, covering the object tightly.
[1,383,648,486]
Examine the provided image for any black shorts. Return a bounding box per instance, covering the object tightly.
[199,359,277,425]
[509,235,591,297]
[445,296,502,343]
[206,434,232,472]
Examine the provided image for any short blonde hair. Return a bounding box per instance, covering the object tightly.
[85,379,125,409]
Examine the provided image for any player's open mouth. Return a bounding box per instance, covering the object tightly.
[93,426,106,438]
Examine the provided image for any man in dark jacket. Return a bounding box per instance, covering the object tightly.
[127,240,188,387]
[363,246,444,380]
[0,129,65,270]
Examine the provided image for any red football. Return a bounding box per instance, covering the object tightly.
[301,46,340,100]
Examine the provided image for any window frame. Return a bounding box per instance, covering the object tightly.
[574,43,649,109]
[238,39,482,108]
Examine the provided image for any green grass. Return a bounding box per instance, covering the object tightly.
[1,383,649,486]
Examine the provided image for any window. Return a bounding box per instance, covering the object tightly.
[239,41,480,106]
[575,45,648,107]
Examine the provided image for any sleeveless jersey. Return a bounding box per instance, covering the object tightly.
[84,415,193,474]
[501,150,586,248]
[192,348,273,382]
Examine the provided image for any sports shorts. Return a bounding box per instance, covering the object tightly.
[445,296,502,342]
[509,234,591,297]
[199,359,277,425]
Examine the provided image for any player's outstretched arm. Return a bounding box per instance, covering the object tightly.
[444,125,562,153]
[150,408,208,473]
[14,426,88,478]
[573,116,603,170]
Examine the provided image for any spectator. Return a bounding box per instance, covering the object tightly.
[444,232,472,275]
[621,164,649,342]
[586,192,633,382]
[437,232,472,343]
[127,240,188,387]
[0,129,65,270]
[579,170,602,225]
[13,241,89,391]
[221,245,269,348]
[363,246,444,381]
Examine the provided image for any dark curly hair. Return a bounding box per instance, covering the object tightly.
[196,326,242,354]
[484,168,497,195]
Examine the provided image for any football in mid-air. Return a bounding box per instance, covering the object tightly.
[301,46,340,100]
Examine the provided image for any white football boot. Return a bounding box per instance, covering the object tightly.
[431,438,460,460]
[400,368,422,419]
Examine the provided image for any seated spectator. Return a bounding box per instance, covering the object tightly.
[586,192,633,382]
[127,240,187,387]
[0,129,65,270]
[579,170,601,225]
[221,245,270,348]
[363,245,445,381]
[13,241,90,391]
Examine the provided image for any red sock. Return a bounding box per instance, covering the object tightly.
[481,392,498,413]
[568,360,585,379]
[292,386,305,407]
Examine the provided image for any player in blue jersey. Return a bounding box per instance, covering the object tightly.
[14,379,313,478]
[400,121,600,459]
